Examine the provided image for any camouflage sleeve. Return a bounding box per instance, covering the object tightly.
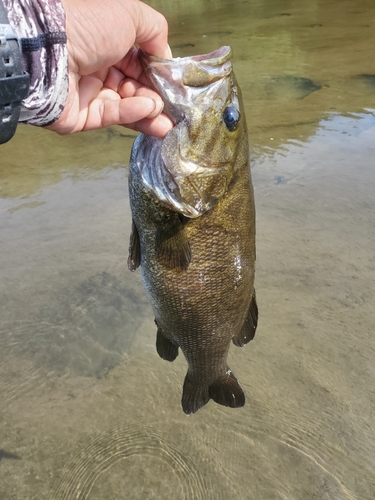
[3,0,68,126]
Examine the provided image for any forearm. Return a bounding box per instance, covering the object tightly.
[3,0,68,126]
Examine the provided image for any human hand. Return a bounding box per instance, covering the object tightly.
[48,0,173,137]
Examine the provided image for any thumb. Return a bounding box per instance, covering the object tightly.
[133,2,172,59]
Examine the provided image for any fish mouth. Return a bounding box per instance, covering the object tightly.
[139,46,233,123]
[139,46,232,82]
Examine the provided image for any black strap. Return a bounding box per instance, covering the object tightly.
[0,0,30,144]
[21,32,67,52]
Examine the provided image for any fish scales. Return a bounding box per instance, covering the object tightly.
[128,46,258,414]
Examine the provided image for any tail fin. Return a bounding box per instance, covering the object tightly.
[182,375,210,415]
[181,368,245,415]
[209,369,245,409]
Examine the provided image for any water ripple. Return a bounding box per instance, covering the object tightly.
[50,424,213,500]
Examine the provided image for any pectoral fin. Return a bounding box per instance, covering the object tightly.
[232,290,258,347]
[155,218,191,271]
[127,220,141,271]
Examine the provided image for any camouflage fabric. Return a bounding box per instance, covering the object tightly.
[3,0,68,126]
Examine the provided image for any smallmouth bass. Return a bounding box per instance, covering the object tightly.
[128,46,257,414]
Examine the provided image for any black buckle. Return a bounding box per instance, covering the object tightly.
[0,72,30,143]
[0,6,30,144]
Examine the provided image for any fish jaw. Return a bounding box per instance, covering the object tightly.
[139,46,233,124]
[136,47,248,217]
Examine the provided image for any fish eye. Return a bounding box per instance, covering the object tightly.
[223,105,240,131]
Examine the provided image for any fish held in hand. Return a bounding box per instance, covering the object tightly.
[128,46,257,414]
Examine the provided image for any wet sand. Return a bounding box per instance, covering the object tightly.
[1,0,375,499]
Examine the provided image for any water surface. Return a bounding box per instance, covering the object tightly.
[1,0,374,499]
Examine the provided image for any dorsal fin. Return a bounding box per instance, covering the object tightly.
[232,291,258,347]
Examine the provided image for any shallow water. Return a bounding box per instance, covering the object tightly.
[1,0,374,498]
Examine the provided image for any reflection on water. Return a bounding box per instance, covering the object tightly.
[1,0,375,499]
[0,126,135,199]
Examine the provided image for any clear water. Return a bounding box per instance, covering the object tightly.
[1,0,374,498]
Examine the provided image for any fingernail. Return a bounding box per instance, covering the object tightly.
[155,99,164,117]
[166,44,173,60]
[148,98,164,118]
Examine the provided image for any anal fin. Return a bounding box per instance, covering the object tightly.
[156,325,179,362]
[232,290,258,347]
[127,220,141,271]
